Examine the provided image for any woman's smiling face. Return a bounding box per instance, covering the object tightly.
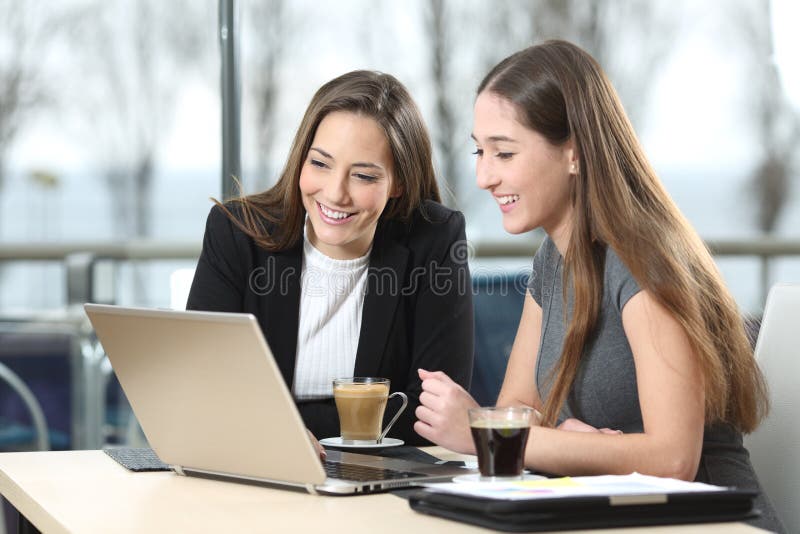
[299,111,398,260]
[472,91,576,246]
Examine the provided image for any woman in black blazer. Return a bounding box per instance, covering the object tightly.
[187,71,473,446]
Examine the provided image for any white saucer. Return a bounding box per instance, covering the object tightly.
[452,473,545,483]
[319,437,404,450]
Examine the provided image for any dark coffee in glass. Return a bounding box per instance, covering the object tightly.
[468,406,533,480]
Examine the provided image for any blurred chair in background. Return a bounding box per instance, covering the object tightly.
[469,271,528,406]
[0,362,49,452]
[0,326,74,451]
[744,283,800,534]
[0,360,51,534]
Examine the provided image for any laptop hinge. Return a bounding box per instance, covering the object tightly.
[172,465,186,476]
[305,484,318,495]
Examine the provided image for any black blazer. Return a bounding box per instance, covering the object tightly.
[186,200,474,445]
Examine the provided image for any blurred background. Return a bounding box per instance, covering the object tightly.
[0,0,798,462]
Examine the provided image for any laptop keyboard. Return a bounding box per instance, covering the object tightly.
[323,460,425,482]
[104,447,171,472]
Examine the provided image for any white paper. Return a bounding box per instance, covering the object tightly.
[424,473,726,501]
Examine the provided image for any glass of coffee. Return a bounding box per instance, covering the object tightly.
[333,377,408,444]
[468,406,533,480]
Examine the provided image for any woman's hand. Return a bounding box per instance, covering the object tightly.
[558,418,622,435]
[307,429,327,461]
[414,369,479,453]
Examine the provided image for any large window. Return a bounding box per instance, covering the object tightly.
[1,0,799,312]
[1,1,219,309]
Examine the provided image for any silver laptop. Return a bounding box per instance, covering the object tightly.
[84,303,468,495]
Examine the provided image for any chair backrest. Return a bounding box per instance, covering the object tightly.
[744,283,800,533]
[0,361,49,451]
[470,272,528,406]
[169,268,196,310]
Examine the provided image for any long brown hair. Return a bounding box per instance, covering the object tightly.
[480,40,768,433]
[218,70,441,250]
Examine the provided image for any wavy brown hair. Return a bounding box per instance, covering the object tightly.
[217,70,441,250]
[479,40,768,433]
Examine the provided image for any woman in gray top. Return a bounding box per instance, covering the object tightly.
[414,40,783,532]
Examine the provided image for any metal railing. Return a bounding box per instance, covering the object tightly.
[2,237,800,307]
[1,237,798,450]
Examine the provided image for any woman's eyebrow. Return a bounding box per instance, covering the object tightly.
[310,147,383,171]
[470,133,518,143]
[309,147,333,159]
[352,162,383,170]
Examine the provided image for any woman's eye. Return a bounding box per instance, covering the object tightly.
[496,152,514,160]
[472,148,483,157]
[354,173,378,182]
[310,159,327,168]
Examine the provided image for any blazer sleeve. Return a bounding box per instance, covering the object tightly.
[400,210,474,445]
[186,205,246,313]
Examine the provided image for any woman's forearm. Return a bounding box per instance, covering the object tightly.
[524,427,701,481]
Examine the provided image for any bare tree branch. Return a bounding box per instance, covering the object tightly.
[520,0,681,129]
[68,1,212,239]
[425,0,460,206]
[246,0,290,192]
[736,0,800,233]
[0,0,72,189]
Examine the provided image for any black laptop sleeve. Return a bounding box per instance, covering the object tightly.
[408,488,758,532]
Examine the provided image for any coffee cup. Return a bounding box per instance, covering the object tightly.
[468,406,533,480]
[332,377,408,444]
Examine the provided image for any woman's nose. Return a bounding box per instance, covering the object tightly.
[476,159,499,190]
[325,172,351,204]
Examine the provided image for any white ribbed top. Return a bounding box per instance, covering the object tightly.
[292,233,370,399]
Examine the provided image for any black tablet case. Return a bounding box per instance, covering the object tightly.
[408,488,758,532]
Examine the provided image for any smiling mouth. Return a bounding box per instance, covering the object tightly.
[317,201,355,221]
[497,194,519,206]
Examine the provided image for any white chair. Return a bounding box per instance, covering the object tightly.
[744,283,800,533]
[169,268,196,311]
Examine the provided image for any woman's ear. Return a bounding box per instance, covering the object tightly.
[566,142,579,175]
[390,181,403,198]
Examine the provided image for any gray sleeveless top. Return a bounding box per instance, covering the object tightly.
[527,236,785,533]
[529,237,642,431]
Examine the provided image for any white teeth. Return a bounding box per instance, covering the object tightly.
[319,203,352,220]
[498,195,519,205]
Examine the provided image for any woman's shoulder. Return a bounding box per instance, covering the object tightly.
[407,199,463,225]
[206,200,279,237]
[378,200,465,256]
[604,246,634,280]
[407,200,465,241]
[202,200,286,260]
[604,245,641,310]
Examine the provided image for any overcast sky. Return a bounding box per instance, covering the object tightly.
[8,0,799,178]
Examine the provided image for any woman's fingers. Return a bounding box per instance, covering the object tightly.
[557,418,623,436]
[414,404,439,425]
[418,368,455,386]
[419,390,444,411]
[306,429,327,460]
[413,420,434,441]
[558,418,599,433]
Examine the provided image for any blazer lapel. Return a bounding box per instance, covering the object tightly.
[262,239,303,387]
[354,232,409,377]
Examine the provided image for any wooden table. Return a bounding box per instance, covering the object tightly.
[0,449,765,533]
